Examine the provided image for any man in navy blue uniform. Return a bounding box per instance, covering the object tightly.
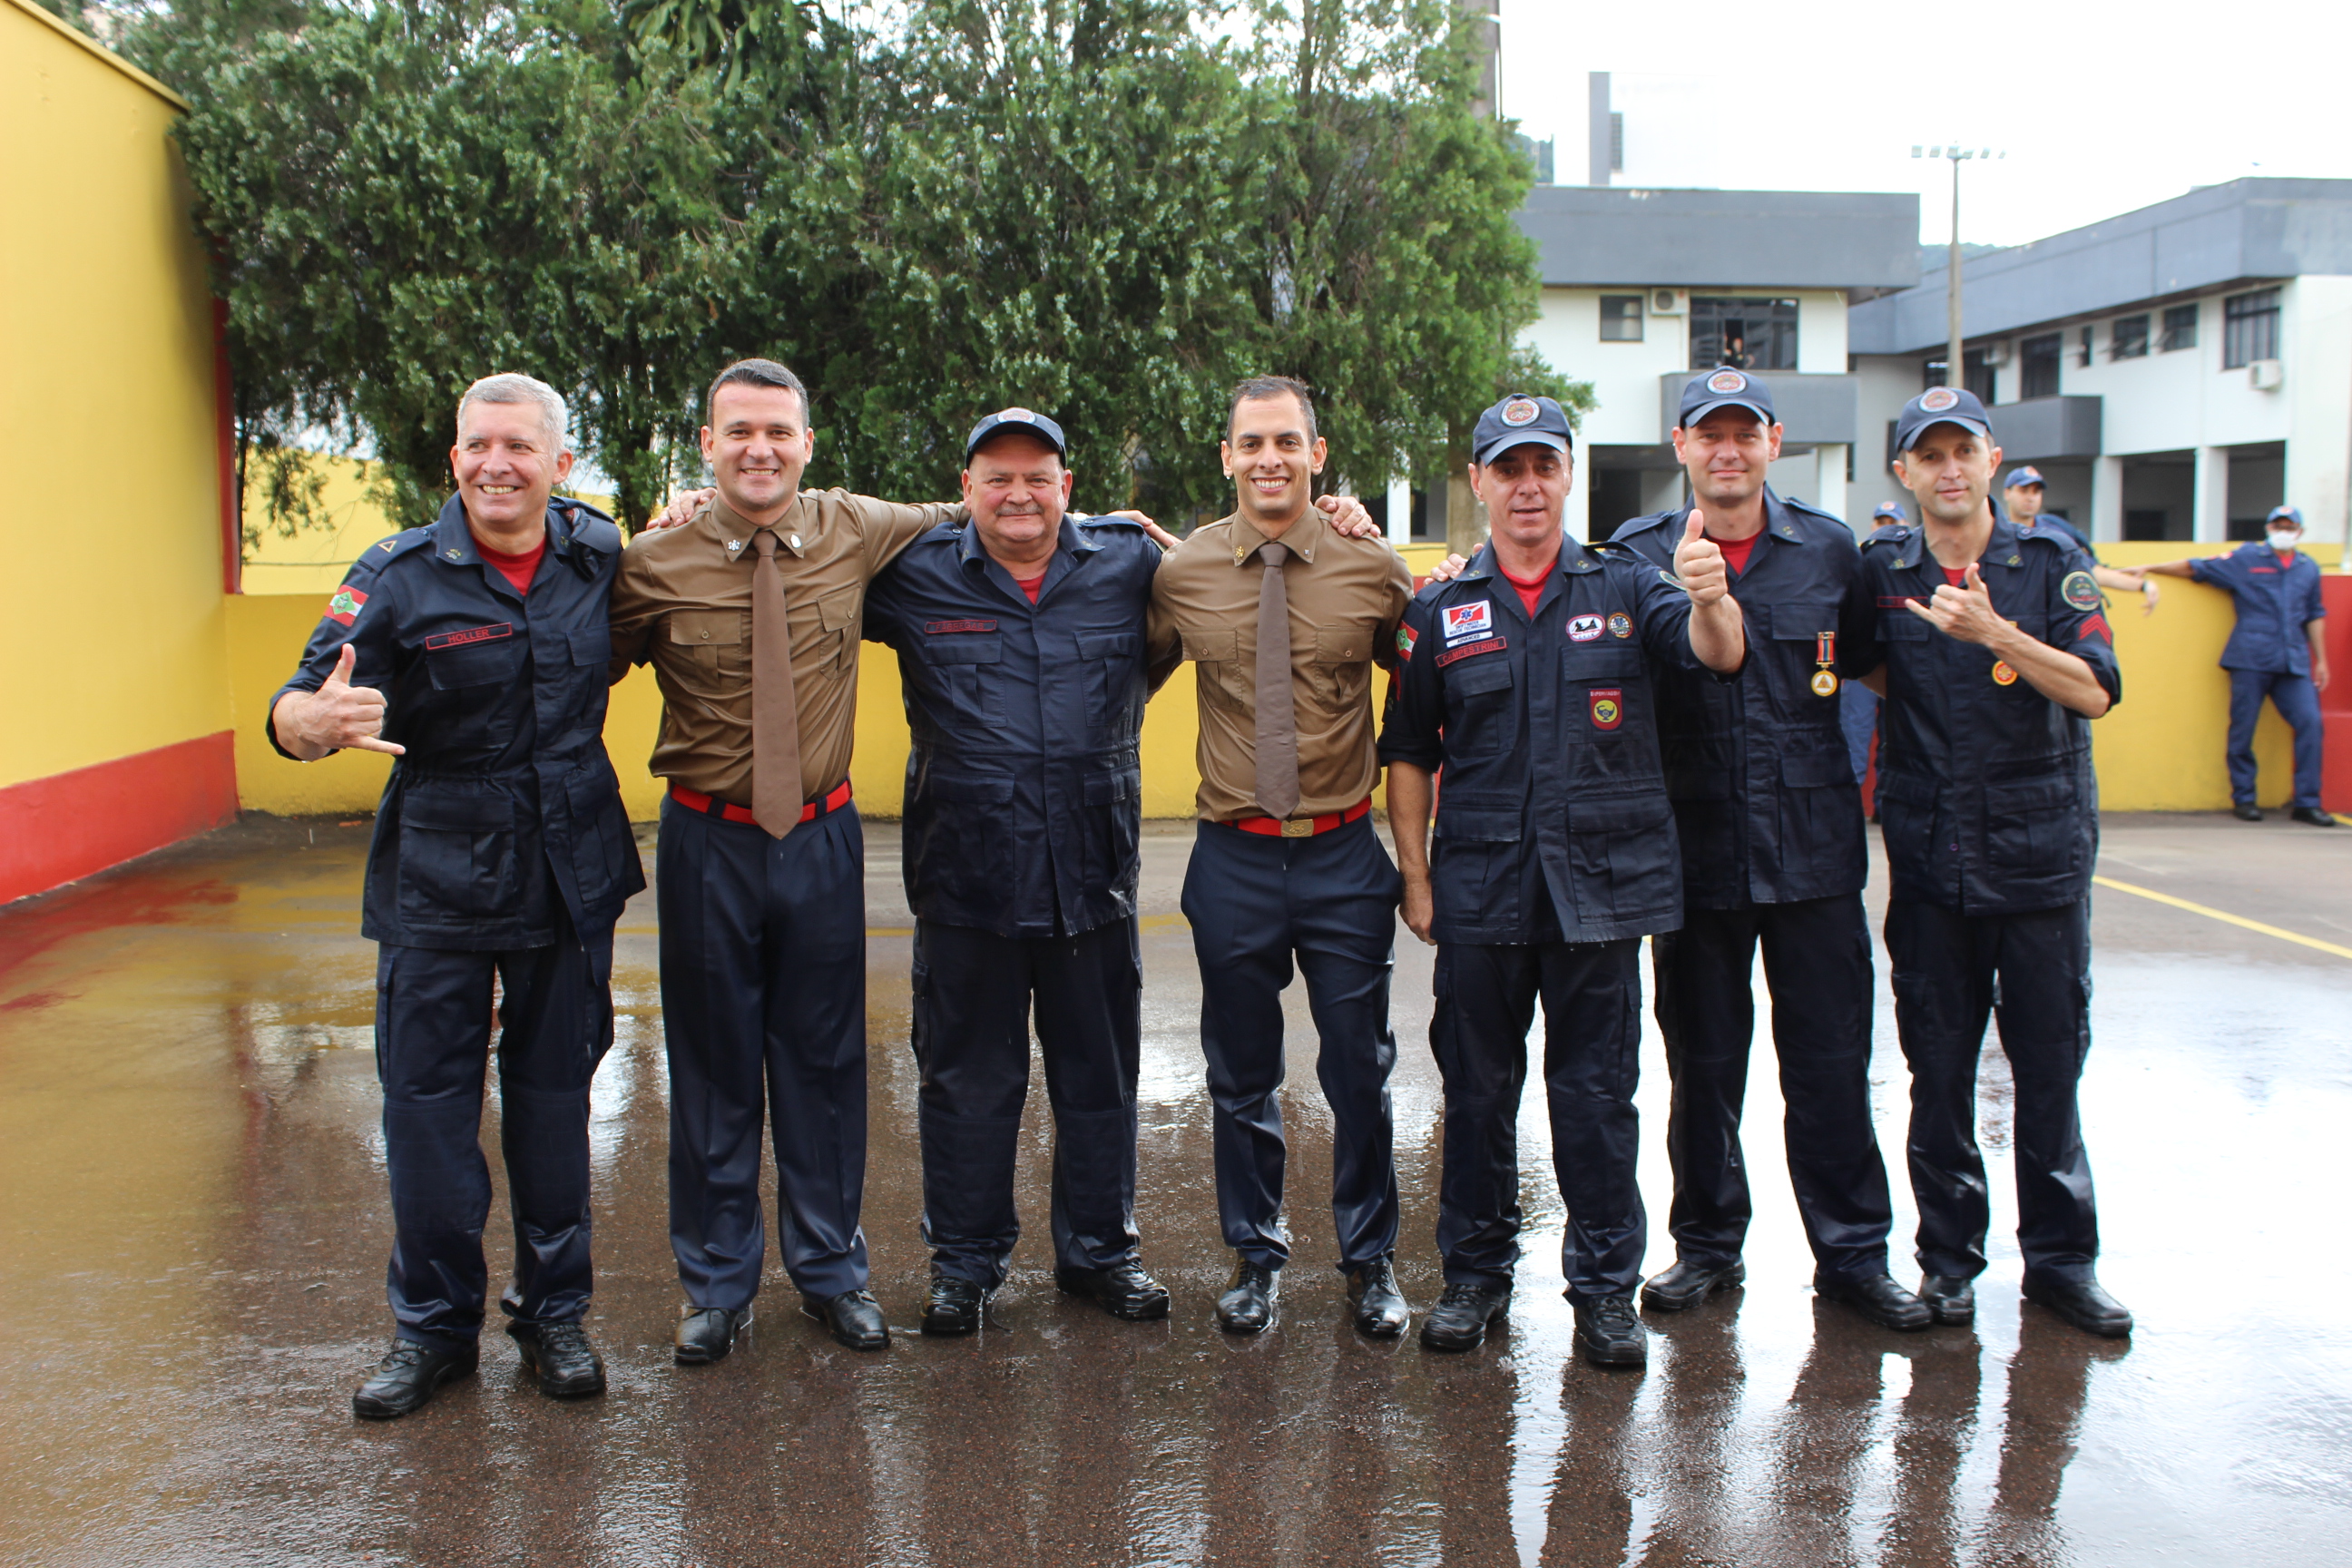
[269,373,642,1417]
[1380,393,1747,1367]
[1611,371,1926,1332]
[861,409,1174,1335]
[2135,504,2335,825]
[1858,387,2132,1338]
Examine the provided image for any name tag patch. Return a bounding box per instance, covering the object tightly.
[1589,687,1623,729]
[425,622,512,650]
[1567,613,1604,642]
[1442,601,1494,642]
[1436,636,1507,668]
[925,619,998,635]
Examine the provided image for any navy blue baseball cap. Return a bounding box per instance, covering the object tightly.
[2269,504,2305,527]
[1894,386,1994,454]
[1678,368,1776,427]
[1872,500,1907,522]
[2002,466,2047,490]
[965,407,1068,462]
[1472,394,1573,466]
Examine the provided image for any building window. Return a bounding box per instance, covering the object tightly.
[1963,347,1996,406]
[2022,332,2062,398]
[2161,304,2199,352]
[1690,297,1798,371]
[2225,288,2280,368]
[2110,315,2150,359]
[2076,326,2094,367]
[1599,295,1643,342]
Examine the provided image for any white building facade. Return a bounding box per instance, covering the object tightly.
[1848,179,2352,544]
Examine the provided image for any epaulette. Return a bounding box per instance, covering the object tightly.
[2014,523,2073,553]
[1860,525,1915,550]
[554,497,623,554]
[1609,510,1675,542]
[354,528,434,574]
[1075,512,1147,532]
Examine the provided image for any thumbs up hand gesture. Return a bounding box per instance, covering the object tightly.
[279,642,405,760]
[1907,561,2007,646]
[1673,512,1731,607]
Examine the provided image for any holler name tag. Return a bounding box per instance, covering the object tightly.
[425,622,514,650]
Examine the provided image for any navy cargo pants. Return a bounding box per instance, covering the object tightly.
[658,797,871,1308]
[1886,896,2102,1283]
[1651,893,1896,1281]
[1430,937,1647,1300]
[910,916,1144,1289]
[1181,815,1401,1275]
[2227,668,2326,809]
[375,897,613,1349]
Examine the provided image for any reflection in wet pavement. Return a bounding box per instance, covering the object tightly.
[0,814,2347,1565]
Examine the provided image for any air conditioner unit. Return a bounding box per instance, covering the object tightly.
[1983,340,2012,368]
[2249,358,2284,390]
[1650,289,1687,316]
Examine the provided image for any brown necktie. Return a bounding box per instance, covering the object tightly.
[1253,540,1300,820]
[750,528,802,838]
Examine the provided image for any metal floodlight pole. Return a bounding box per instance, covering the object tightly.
[1913,143,2006,392]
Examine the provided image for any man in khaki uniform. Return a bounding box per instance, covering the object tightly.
[1148,375,1416,1339]
[611,358,965,1359]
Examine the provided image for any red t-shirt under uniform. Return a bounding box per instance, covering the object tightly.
[476,537,546,596]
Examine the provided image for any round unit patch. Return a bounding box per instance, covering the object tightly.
[2061,570,2102,611]
[997,407,1037,424]
[1707,369,1748,394]
[1607,612,1633,639]
[1919,387,1960,413]
[1991,661,2019,686]
[1501,397,1541,426]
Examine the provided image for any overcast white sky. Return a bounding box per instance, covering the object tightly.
[1495,0,2349,249]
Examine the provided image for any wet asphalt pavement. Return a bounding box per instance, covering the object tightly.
[1,812,2347,1567]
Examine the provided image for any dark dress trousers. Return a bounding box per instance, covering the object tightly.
[269,497,641,1349]
[1614,492,1896,1281]
[863,514,1161,1289]
[1378,535,1713,1299]
[1857,508,2121,1283]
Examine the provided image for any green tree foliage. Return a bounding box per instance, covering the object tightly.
[127,0,1581,537]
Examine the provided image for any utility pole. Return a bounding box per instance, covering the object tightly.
[1913,143,2004,391]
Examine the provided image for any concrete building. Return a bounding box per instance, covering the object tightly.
[1513,186,1920,541]
[1848,179,2352,545]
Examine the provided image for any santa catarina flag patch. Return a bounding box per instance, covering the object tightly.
[326,585,368,626]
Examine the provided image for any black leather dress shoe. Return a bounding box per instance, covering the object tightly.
[1419,1279,1511,1351]
[2023,1271,2133,1338]
[1641,1258,1745,1312]
[802,1289,891,1350]
[353,1338,476,1420]
[1216,1259,1279,1334]
[2233,803,2264,821]
[1815,1270,1932,1330]
[1346,1258,1409,1338]
[1055,1261,1171,1321]
[2293,806,2339,827]
[507,1319,606,1397]
[922,1273,989,1337]
[1572,1294,1649,1368]
[674,1304,752,1365]
[1918,1274,1975,1326]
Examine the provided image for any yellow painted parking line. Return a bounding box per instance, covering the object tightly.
[2092,875,2352,962]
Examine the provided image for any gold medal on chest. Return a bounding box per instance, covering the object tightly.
[1811,668,1839,697]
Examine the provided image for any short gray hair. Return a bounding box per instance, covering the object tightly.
[456,372,569,449]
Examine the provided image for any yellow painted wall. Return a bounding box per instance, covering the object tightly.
[0,0,229,789]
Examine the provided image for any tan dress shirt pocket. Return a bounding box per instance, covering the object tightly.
[816,587,861,670]
[1181,627,1251,712]
[1308,621,1376,710]
[668,610,748,677]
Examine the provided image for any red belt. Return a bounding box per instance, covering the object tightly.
[669,779,852,827]
[1222,797,1372,839]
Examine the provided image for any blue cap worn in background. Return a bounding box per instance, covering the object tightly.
[1472,394,1573,466]
[1893,387,1994,455]
[2002,466,2046,490]
[2269,505,2305,527]
[1872,500,1907,522]
[1678,368,1776,428]
[965,407,1068,462]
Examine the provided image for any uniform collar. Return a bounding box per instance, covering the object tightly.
[1675,487,1802,548]
[956,512,1097,571]
[1891,497,2008,572]
[706,493,810,564]
[1229,505,1327,566]
[430,495,578,569]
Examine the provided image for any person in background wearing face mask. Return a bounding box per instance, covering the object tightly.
[1854,387,2132,1340]
[2132,505,2335,826]
[1611,371,1924,1334]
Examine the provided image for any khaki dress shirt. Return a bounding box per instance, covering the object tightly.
[1148,506,1414,822]
[609,488,960,805]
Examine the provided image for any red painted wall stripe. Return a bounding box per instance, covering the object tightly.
[0,733,240,906]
